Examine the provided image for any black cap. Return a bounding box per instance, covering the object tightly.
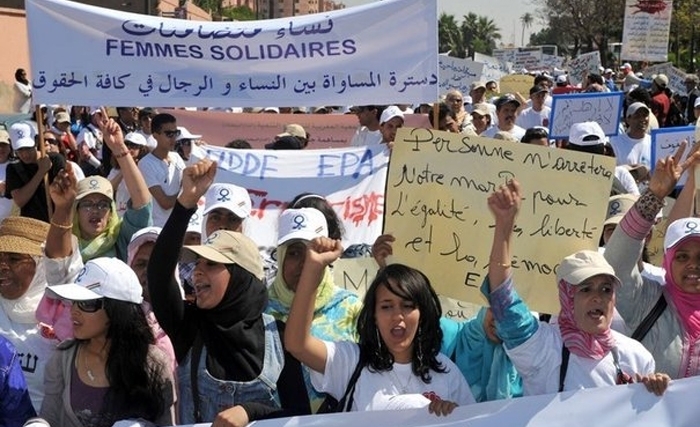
[529,84,549,95]
[494,94,521,110]
[265,136,304,150]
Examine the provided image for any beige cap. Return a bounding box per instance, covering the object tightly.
[277,124,306,139]
[603,194,638,226]
[556,250,620,286]
[182,230,264,280]
[76,176,113,201]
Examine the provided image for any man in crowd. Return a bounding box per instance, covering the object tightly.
[378,105,404,148]
[517,84,551,129]
[76,107,105,176]
[349,105,383,146]
[609,102,651,169]
[134,107,158,150]
[138,113,186,227]
[685,74,700,124]
[482,95,526,141]
[650,74,671,127]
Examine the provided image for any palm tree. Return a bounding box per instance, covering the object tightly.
[438,13,465,57]
[520,13,534,47]
[472,16,502,56]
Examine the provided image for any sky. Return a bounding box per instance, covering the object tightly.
[342,0,545,48]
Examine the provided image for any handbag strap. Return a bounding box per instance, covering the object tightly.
[190,335,204,423]
[558,345,570,393]
[337,356,365,412]
[631,294,667,342]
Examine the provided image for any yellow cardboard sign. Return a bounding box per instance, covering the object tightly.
[499,74,534,96]
[384,128,615,314]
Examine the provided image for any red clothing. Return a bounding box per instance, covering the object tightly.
[552,85,582,95]
[651,92,670,127]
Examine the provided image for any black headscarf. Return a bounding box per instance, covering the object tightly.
[199,263,269,381]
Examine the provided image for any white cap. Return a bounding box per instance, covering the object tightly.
[127,226,162,267]
[177,126,201,141]
[89,106,103,116]
[621,63,632,70]
[380,105,405,125]
[48,257,143,304]
[694,97,700,109]
[604,68,613,74]
[9,122,35,150]
[188,199,205,234]
[278,208,328,246]
[568,121,606,146]
[263,107,280,113]
[203,183,252,219]
[124,132,148,146]
[626,102,650,117]
[556,75,567,84]
[664,218,700,251]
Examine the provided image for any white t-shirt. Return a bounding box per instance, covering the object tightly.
[614,166,640,195]
[506,323,655,396]
[481,124,527,141]
[609,133,652,168]
[138,151,185,227]
[310,341,475,411]
[350,127,382,147]
[516,106,551,130]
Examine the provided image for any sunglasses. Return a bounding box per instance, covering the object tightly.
[44,138,59,145]
[77,200,111,213]
[125,142,141,150]
[178,139,192,146]
[75,299,104,313]
[163,129,181,138]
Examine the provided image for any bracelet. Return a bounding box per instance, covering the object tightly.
[50,220,72,230]
[490,259,511,268]
[113,151,130,159]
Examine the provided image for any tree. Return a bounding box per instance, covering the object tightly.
[438,13,465,57]
[462,13,501,57]
[520,12,534,47]
[222,6,256,21]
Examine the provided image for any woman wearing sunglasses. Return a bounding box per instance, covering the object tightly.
[148,159,310,426]
[47,113,152,263]
[40,257,175,427]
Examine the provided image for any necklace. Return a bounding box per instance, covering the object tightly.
[82,346,96,382]
[388,367,413,394]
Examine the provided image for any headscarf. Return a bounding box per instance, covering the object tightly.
[199,263,268,381]
[268,244,336,318]
[663,239,700,342]
[455,308,522,402]
[74,199,121,262]
[557,278,616,359]
[1,255,47,324]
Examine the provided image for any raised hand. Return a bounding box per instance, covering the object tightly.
[372,233,395,268]
[648,141,691,199]
[487,179,522,225]
[49,163,78,211]
[37,153,52,175]
[97,107,125,153]
[179,158,217,208]
[305,236,343,268]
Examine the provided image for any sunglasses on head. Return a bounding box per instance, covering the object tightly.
[163,129,181,138]
[75,299,104,313]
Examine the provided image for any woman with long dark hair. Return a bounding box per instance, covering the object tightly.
[40,257,174,427]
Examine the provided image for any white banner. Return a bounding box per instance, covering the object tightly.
[642,62,688,96]
[620,0,673,62]
[651,126,696,186]
[197,145,388,249]
[549,92,625,139]
[438,56,484,96]
[566,51,601,85]
[26,0,438,107]
[177,376,700,427]
[473,52,512,83]
[493,47,543,71]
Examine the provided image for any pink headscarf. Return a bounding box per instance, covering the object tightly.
[662,238,700,342]
[557,278,616,359]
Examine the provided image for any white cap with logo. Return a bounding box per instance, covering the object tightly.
[277,208,329,246]
[48,257,143,304]
[203,183,252,219]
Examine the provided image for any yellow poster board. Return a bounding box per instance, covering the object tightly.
[499,74,534,97]
[384,128,616,314]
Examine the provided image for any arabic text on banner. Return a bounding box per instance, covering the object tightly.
[196,145,388,249]
[650,125,696,187]
[438,56,484,96]
[620,0,673,62]
[384,128,614,314]
[26,0,438,107]
[549,92,624,139]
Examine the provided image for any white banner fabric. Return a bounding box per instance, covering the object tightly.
[26,0,438,107]
[197,145,388,249]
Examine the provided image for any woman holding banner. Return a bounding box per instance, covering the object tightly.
[285,237,474,413]
[604,142,700,379]
[483,178,671,396]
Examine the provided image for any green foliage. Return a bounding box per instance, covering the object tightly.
[438,12,502,58]
[222,6,256,21]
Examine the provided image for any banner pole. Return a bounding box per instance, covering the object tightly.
[35,105,53,220]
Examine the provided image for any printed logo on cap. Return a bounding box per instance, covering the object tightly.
[205,231,220,245]
[189,212,200,225]
[217,188,230,202]
[684,220,700,235]
[292,214,307,230]
[16,128,26,138]
[608,201,621,216]
[89,179,99,190]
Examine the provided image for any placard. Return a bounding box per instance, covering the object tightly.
[620,0,673,62]
[439,56,484,96]
[549,92,624,139]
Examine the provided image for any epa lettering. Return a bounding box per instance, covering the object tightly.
[317,149,374,178]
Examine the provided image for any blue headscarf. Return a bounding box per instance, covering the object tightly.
[441,308,522,402]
